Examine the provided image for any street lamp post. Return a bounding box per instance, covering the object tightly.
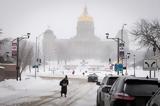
[16,37,19,81]
[35,34,43,71]
[153,44,156,78]
[133,54,136,76]
[117,38,120,64]
[106,33,125,75]
[16,33,30,81]
[34,34,43,79]
[106,33,120,64]
[121,24,127,65]
[125,52,130,75]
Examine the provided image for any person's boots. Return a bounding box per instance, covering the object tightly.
[61,93,63,97]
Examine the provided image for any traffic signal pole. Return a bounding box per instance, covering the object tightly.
[117,38,120,75]
[15,33,30,81]
[106,33,121,75]
[16,38,19,81]
[117,38,120,64]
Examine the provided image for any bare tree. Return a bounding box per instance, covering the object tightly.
[18,40,34,80]
[131,19,160,52]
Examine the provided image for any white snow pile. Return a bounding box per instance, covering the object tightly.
[0,77,60,105]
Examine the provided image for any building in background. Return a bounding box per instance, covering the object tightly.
[42,7,131,63]
[42,7,118,64]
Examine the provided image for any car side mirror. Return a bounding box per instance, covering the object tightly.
[102,86,111,93]
[152,92,155,95]
[96,81,101,86]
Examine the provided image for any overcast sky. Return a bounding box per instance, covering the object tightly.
[0,0,160,41]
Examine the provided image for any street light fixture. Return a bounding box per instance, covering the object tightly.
[16,33,30,81]
[105,33,125,63]
[105,33,120,64]
[105,33,127,75]
[106,33,124,75]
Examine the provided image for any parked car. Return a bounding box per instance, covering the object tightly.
[88,73,98,82]
[102,76,159,106]
[146,88,160,106]
[96,75,119,106]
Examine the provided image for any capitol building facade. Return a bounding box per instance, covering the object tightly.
[42,7,116,64]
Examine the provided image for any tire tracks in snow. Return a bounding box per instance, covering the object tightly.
[53,82,97,106]
[19,79,88,106]
[10,79,97,106]
[39,79,89,106]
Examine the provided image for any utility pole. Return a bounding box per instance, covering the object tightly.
[16,33,30,81]
[106,33,123,75]
[117,38,120,64]
[121,24,127,70]
[133,54,136,76]
[153,45,156,78]
[117,38,120,75]
[16,38,19,81]
[34,34,43,75]
[35,36,37,79]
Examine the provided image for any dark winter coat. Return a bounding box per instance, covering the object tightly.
[60,78,69,94]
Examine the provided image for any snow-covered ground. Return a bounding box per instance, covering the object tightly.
[0,66,99,106]
[0,77,59,105]
[0,73,98,106]
[0,64,160,106]
[127,66,160,79]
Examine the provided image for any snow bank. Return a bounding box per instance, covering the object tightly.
[0,77,60,105]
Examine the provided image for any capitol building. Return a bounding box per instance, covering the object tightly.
[42,7,117,64]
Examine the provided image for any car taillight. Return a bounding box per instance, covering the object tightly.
[113,93,135,101]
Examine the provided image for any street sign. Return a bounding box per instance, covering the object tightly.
[119,43,125,58]
[143,59,157,70]
[119,51,124,58]
[12,42,17,57]
[115,64,123,72]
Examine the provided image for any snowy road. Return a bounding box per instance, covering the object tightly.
[15,78,98,106]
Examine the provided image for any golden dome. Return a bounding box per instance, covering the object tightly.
[79,6,93,22]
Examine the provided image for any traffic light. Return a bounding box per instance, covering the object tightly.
[39,59,41,63]
[109,58,111,64]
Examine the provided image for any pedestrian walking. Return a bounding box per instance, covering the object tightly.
[59,75,69,97]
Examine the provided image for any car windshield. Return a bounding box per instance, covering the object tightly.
[124,79,158,96]
[107,77,118,85]
[91,74,96,76]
